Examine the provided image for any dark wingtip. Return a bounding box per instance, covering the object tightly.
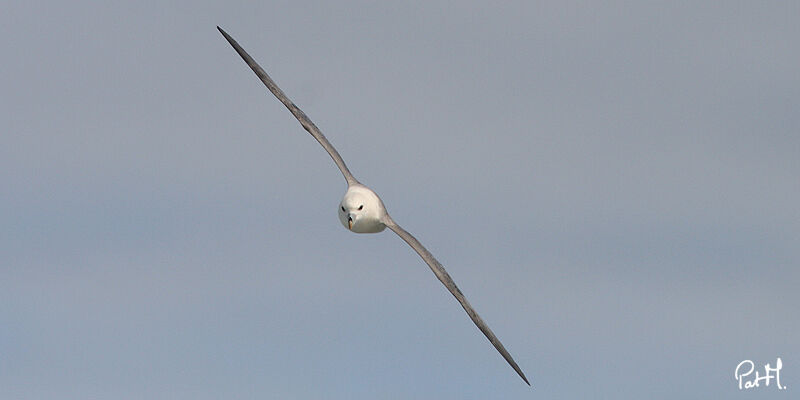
[217,26,231,40]
[511,360,531,386]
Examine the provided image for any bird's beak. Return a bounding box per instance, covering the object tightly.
[348,215,353,230]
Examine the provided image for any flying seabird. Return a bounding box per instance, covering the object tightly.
[217,26,530,386]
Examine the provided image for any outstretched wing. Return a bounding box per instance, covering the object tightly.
[382,215,530,385]
[217,26,359,186]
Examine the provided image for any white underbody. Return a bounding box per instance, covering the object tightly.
[338,184,387,233]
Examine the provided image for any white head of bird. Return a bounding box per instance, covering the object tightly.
[338,184,387,233]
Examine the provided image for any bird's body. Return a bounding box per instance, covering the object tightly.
[338,184,387,233]
[218,26,530,386]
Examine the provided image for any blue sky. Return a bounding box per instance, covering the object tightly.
[1,1,798,398]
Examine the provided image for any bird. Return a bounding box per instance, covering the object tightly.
[217,26,530,386]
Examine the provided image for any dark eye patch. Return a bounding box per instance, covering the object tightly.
[358,205,363,210]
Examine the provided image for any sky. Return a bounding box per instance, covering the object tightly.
[1,1,798,399]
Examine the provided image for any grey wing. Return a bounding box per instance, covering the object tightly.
[217,26,359,186]
[383,215,530,385]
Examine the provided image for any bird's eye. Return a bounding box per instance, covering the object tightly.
[341,206,345,212]
[358,205,363,210]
